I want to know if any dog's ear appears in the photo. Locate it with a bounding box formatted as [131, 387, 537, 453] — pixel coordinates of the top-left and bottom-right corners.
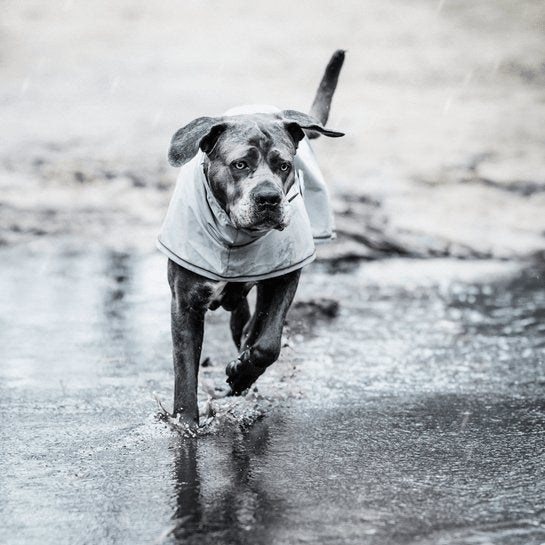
[280, 110, 344, 145]
[168, 117, 228, 167]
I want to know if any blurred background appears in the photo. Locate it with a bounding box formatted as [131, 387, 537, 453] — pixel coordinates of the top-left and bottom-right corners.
[1, 0, 544, 257]
[2, 2, 545, 544]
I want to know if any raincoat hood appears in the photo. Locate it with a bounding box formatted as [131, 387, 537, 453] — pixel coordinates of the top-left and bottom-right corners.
[157, 105, 335, 282]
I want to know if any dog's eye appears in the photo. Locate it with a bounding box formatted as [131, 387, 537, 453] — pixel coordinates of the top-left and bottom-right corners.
[280, 162, 291, 172]
[233, 161, 247, 170]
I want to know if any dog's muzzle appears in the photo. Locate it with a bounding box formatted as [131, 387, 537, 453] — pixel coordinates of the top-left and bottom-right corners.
[230, 183, 290, 231]
[253, 186, 282, 208]
[249, 185, 289, 230]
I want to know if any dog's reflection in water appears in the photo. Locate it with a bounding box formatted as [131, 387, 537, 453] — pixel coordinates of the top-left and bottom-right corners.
[170, 420, 282, 543]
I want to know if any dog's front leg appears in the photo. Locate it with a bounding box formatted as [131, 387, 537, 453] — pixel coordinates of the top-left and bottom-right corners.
[226, 269, 301, 395]
[168, 260, 212, 428]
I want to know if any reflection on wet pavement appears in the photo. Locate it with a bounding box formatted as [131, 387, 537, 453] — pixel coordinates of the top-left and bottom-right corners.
[1, 242, 544, 544]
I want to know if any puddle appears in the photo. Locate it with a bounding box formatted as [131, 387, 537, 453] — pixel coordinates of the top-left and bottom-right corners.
[1, 241, 544, 544]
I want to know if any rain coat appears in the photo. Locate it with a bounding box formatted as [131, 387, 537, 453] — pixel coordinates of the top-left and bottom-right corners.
[157, 105, 335, 282]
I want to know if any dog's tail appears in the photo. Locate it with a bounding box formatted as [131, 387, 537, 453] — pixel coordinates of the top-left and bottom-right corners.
[308, 49, 346, 138]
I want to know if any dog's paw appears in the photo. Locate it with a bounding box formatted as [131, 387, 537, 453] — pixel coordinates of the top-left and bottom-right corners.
[225, 358, 261, 396]
[177, 413, 199, 430]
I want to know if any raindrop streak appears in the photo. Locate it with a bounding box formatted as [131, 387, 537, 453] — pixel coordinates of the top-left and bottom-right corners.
[20, 76, 30, 95]
[109, 77, 121, 96]
[491, 56, 502, 76]
[442, 94, 453, 115]
[151, 109, 163, 128]
[442, 70, 474, 115]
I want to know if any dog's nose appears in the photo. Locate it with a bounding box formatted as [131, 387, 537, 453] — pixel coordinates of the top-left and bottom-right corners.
[254, 188, 282, 208]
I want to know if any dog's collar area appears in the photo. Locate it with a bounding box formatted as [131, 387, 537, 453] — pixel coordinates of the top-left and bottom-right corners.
[157, 105, 335, 282]
[200, 159, 297, 240]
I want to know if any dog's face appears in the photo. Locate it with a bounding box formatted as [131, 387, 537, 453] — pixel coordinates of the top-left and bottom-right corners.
[204, 117, 297, 231]
[168, 111, 343, 232]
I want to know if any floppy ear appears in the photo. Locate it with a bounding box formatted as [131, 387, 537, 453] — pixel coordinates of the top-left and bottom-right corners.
[280, 109, 344, 145]
[168, 116, 228, 167]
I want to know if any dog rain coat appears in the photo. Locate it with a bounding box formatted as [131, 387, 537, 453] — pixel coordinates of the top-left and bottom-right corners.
[157, 105, 335, 282]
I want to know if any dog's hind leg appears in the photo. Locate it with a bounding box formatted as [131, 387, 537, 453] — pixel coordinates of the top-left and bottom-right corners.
[226, 269, 301, 395]
[230, 297, 250, 350]
[208, 281, 254, 350]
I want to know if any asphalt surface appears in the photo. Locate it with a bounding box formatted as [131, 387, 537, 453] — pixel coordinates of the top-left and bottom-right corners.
[1, 242, 544, 545]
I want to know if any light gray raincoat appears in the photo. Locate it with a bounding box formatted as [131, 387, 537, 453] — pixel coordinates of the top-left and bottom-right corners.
[157, 105, 335, 282]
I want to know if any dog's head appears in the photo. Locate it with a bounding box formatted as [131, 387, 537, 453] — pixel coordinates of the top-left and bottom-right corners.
[168, 111, 343, 232]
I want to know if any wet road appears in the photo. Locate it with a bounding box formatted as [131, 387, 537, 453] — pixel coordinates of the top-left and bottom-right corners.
[1, 241, 544, 545]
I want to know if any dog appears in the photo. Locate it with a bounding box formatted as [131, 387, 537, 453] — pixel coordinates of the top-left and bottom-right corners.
[158, 50, 345, 428]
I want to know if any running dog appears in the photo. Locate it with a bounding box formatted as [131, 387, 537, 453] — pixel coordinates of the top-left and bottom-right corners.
[158, 50, 346, 428]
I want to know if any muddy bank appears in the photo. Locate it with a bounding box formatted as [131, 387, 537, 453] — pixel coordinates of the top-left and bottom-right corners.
[2, 167, 544, 264]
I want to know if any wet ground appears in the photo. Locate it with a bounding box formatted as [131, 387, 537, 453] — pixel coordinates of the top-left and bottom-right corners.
[1, 241, 544, 545]
[2, 2, 544, 543]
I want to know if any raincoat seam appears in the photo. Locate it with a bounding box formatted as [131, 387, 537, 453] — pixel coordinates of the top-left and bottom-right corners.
[157, 238, 315, 281]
